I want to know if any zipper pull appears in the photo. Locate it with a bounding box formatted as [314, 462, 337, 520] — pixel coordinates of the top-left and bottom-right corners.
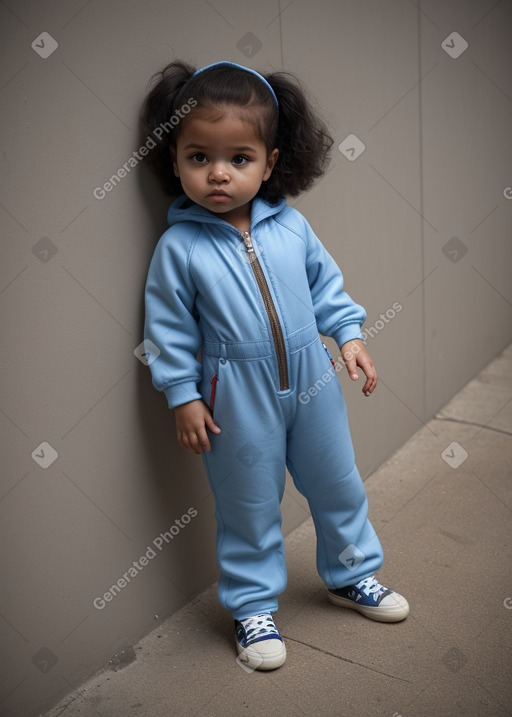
[241, 231, 254, 253]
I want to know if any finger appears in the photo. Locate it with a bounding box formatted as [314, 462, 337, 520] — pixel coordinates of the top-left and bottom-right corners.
[179, 432, 198, 455]
[363, 373, 378, 396]
[344, 355, 359, 380]
[341, 341, 362, 379]
[205, 414, 222, 434]
[363, 379, 373, 396]
[195, 426, 212, 452]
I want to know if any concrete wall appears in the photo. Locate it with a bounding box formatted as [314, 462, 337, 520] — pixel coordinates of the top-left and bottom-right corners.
[0, 1, 510, 715]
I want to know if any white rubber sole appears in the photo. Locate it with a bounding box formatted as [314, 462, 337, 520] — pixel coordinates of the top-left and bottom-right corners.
[236, 638, 287, 671]
[328, 590, 410, 623]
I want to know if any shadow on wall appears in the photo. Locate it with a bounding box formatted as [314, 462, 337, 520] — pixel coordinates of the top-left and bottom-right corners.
[134, 154, 219, 617]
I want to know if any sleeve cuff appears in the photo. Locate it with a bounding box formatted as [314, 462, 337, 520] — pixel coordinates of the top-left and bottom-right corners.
[333, 323, 364, 349]
[164, 382, 203, 410]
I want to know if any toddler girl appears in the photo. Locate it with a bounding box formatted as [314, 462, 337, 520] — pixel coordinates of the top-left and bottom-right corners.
[142, 60, 408, 671]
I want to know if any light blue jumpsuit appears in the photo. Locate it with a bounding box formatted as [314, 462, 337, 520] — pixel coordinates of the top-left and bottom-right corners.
[144, 194, 384, 620]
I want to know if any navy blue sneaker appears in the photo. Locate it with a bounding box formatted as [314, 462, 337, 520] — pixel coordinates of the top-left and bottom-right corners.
[328, 575, 409, 622]
[235, 613, 286, 671]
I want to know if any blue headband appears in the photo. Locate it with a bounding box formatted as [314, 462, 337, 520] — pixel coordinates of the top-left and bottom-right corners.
[191, 61, 279, 108]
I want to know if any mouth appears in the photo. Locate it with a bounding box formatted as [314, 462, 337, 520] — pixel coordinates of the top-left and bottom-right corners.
[208, 191, 231, 203]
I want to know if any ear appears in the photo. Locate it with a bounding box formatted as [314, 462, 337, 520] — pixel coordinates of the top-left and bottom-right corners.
[262, 148, 279, 181]
[169, 146, 180, 177]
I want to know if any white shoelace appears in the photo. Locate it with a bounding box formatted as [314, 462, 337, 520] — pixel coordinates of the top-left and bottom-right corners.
[355, 576, 388, 601]
[240, 613, 280, 644]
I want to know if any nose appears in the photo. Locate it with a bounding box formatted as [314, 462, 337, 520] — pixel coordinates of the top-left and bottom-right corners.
[209, 161, 230, 183]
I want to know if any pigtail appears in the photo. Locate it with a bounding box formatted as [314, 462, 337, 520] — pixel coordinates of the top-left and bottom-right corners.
[261, 72, 334, 202]
[140, 60, 196, 196]
[140, 60, 333, 201]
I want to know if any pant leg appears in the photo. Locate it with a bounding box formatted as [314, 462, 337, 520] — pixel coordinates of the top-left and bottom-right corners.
[285, 339, 384, 589]
[201, 353, 289, 620]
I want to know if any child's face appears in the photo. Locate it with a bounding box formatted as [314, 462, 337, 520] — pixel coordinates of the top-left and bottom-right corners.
[171, 106, 278, 230]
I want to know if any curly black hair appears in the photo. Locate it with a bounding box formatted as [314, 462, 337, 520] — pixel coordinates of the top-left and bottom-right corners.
[140, 60, 333, 203]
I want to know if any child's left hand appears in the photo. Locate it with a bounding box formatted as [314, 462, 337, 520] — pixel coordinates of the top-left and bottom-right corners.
[340, 339, 377, 397]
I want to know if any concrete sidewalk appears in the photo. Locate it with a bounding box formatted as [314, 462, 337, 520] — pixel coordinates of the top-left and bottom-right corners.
[44, 345, 512, 717]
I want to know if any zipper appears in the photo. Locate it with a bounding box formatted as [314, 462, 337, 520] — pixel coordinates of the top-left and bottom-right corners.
[241, 232, 289, 391]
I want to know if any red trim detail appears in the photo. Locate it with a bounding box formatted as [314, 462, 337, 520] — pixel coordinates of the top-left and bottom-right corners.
[209, 373, 218, 412]
[323, 343, 336, 369]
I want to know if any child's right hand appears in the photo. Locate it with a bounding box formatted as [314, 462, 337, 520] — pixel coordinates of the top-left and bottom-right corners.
[174, 400, 221, 454]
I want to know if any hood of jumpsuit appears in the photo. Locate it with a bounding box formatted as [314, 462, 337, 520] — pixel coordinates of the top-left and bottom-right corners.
[144, 193, 366, 408]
